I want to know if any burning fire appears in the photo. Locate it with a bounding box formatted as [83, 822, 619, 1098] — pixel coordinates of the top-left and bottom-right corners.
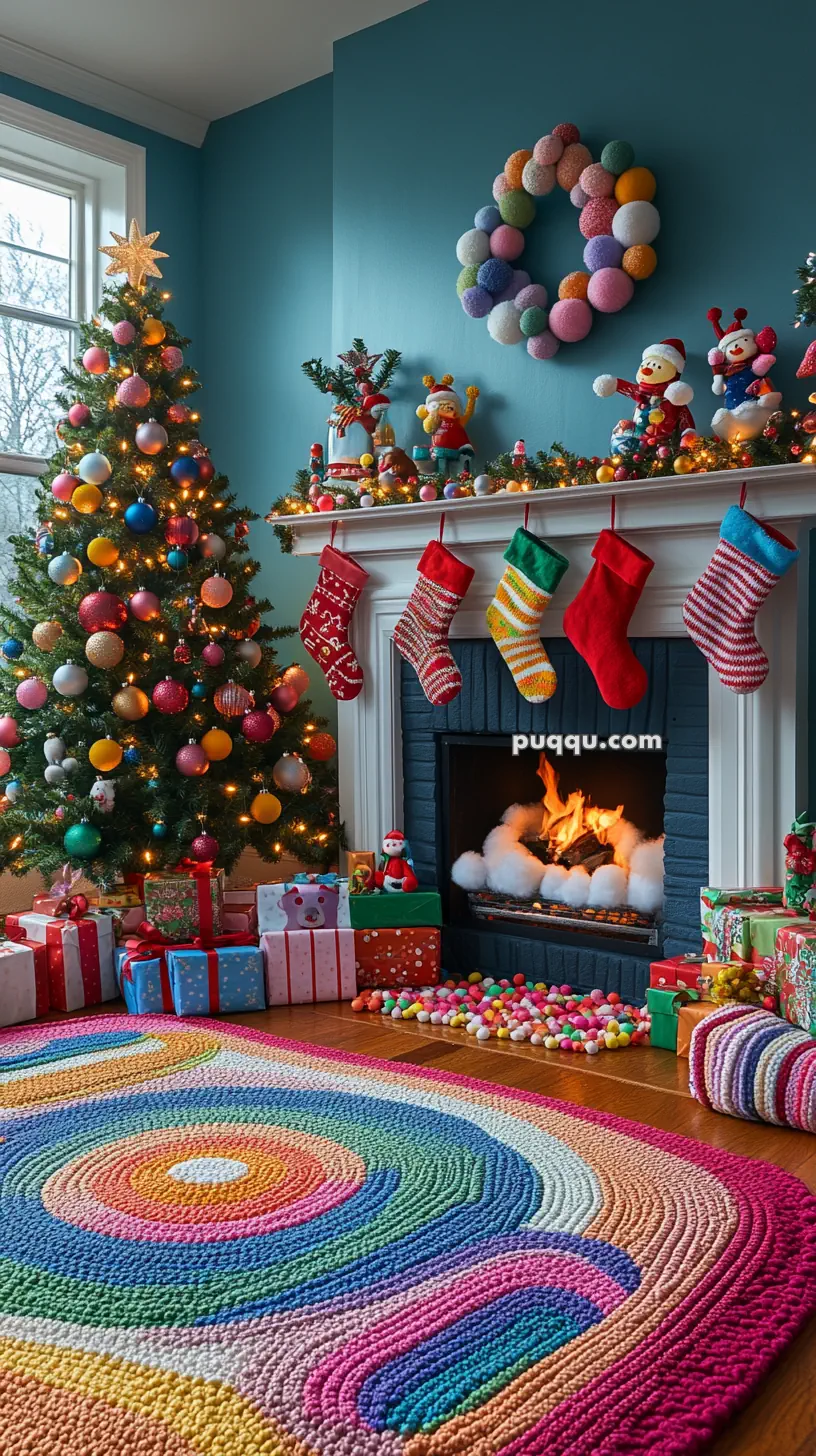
[537, 754, 625, 862]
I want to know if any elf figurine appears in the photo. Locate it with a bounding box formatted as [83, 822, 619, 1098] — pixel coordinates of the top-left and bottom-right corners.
[375, 830, 419, 893]
[416, 374, 479, 470]
[707, 307, 782, 441]
[592, 338, 695, 452]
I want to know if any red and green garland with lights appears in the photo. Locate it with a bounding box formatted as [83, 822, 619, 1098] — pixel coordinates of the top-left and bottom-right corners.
[0, 222, 338, 884]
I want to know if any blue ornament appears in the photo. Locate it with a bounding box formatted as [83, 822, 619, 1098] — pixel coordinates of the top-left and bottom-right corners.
[443, 482, 460, 500]
[2, 638, 23, 659]
[191, 682, 207, 699]
[37, 534, 54, 556]
[476, 258, 512, 296]
[167, 548, 188, 570]
[152, 821, 168, 838]
[124, 498, 158, 534]
[170, 456, 200, 484]
[147, 777, 160, 789]
[123, 746, 141, 765]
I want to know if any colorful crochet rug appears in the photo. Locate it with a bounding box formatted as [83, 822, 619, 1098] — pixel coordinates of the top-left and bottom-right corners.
[0, 1016, 814, 1456]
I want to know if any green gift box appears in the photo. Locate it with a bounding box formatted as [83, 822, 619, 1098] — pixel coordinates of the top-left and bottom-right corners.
[746, 913, 811, 965]
[646, 986, 699, 1052]
[349, 890, 442, 930]
[143, 868, 224, 943]
[776, 924, 816, 1036]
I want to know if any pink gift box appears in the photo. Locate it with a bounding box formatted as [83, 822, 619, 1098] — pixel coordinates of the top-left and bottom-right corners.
[261, 929, 357, 1005]
[5, 911, 116, 1012]
[0, 939, 49, 1025]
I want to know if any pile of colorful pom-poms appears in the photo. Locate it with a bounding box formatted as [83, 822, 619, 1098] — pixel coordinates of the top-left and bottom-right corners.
[351, 974, 650, 1051]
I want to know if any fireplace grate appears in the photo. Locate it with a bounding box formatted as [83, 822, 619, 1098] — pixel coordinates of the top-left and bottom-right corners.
[467, 891, 661, 945]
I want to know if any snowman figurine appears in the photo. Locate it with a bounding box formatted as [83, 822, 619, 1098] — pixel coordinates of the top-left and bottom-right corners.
[707, 307, 782, 441]
[374, 830, 419, 894]
[593, 338, 695, 452]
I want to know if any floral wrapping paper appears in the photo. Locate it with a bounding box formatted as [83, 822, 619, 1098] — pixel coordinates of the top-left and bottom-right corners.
[701, 905, 799, 964]
[143, 869, 224, 942]
[775, 925, 816, 1037]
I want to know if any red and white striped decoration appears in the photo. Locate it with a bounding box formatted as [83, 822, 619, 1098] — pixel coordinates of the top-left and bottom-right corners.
[394, 540, 474, 706]
[683, 537, 778, 694]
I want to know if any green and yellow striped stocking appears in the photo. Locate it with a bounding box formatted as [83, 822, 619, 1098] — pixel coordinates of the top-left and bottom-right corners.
[486, 527, 569, 702]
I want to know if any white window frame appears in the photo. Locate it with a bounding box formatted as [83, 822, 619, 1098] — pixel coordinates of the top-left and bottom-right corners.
[0, 94, 145, 478]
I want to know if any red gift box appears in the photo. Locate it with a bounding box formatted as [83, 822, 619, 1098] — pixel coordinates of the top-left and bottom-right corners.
[354, 927, 441, 989]
[0, 939, 49, 1025]
[5, 911, 116, 1012]
[649, 955, 715, 1001]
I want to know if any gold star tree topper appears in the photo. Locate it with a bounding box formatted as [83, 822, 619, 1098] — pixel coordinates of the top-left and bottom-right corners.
[99, 219, 168, 289]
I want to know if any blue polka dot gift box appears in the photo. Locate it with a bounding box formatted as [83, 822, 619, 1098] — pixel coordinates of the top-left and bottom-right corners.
[115, 943, 174, 1015]
[166, 944, 266, 1016]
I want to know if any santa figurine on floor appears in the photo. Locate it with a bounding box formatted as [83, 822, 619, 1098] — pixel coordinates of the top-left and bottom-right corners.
[592, 338, 695, 452]
[707, 307, 782, 441]
[375, 830, 418, 893]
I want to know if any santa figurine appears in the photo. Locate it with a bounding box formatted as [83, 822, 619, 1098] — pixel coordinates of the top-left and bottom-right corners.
[707, 307, 782, 441]
[593, 338, 695, 451]
[375, 830, 419, 894]
[416, 373, 479, 471]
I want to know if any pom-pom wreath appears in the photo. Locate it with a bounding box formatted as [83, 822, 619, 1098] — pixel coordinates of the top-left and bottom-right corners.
[86, 536, 119, 567]
[569, 184, 589, 210]
[521, 160, 555, 196]
[115, 373, 151, 408]
[456, 228, 491, 266]
[241, 709, 277, 743]
[201, 727, 232, 760]
[505, 148, 533, 188]
[85, 631, 125, 669]
[135, 419, 168, 455]
[556, 143, 592, 190]
[250, 791, 281, 823]
[200, 575, 233, 608]
[461, 286, 493, 319]
[198, 532, 226, 560]
[549, 298, 593, 342]
[151, 677, 189, 714]
[32, 621, 62, 651]
[528, 330, 560, 359]
[615, 166, 656, 203]
[63, 820, 101, 859]
[477, 257, 512, 295]
[52, 661, 89, 696]
[160, 346, 183, 372]
[487, 300, 525, 345]
[124, 498, 158, 533]
[622, 244, 657, 280]
[580, 163, 616, 198]
[583, 234, 624, 272]
[307, 732, 337, 761]
[601, 139, 635, 174]
[498, 190, 536, 228]
[16, 677, 48, 709]
[48, 552, 82, 585]
[78, 591, 127, 632]
[474, 205, 501, 233]
[67, 401, 91, 426]
[51, 471, 77, 502]
[490, 224, 525, 261]
[79, 451, 111, 484]
[71, 482, 103, 514]
[553, 121, 580, 145]
[175, 741, 209, 776]
[128, 589, 161, 621]
[112, 685, 149, 720]
[82, 346, 109, 375]
[492, 172, 511, 201]
[89, 737, 123, 772]
[520, 305, 549, 336]
[612, 200, 660, 247]
[533, 134, 563, 164]
[494, 268, 530, 303]
[111, 319, 136, 345]
[587, 266, 635, 313]
[579, 197, 619, 239]
[558, 271, 590, 300]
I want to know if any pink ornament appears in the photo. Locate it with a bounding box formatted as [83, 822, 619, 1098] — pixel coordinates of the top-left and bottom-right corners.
[175, 742, 209, 777]
[0, 716, 20, 747]
[316, 495, 335, 512]
[67, 402, 91, 427]
[166, 403, 190, 424]
[579, 197, 619, 240]
[527, 330, 560, 359]
[580, 163, 616, 198]
[83, 346, 109, 375]
[129, 589, 161, 621]
[152, 677, 189, 714]
[419, 484, 437, 502]
[0, 748, 10, 775]
[55, 805, 65, 819]
[200, 575, 233, 609]
[283, 664, 310, 695]
[586, 267, 634, 313]
[613, 466, 629, 481]
[570, 184, 589, 209]
[16, 677, 48, 709]
[112, 320, 137, 346]
[269, 681, 299, 714]
[515, 283, 549, 313]
[190, 831, 219, 862]
[308, 484, 321, 501]
[161, 346, 183, 372]
[201, 641, 225, 666]
[492, 173, 512, 201]
[240, 709, 277, 743]
[165, 515, 200, 547]
[657, 445, 672, 459]
[490, 225, 525, 261]
[51, 472, 77, 502]
[548, 298, 593, 342]
[78, 591, 127, 632]
[115, 373, 151, 408]
[533, 135, 563, 165]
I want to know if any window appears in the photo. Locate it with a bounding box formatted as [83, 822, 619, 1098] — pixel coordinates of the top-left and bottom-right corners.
[0, 95, 144, 598]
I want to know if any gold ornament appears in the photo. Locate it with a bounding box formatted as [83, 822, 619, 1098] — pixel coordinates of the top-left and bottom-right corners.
[142, 317, 166, 345]
[86, 631, 125, 669]
[112, 684, 149, 721]
[673, 455, 694, 475]
[89, 737, 123, 772]
[87, 536, 119, 568]
[251, 791, 282, 824]
[99, 219, 168, 290]
[201, 727, 233, 760]
[32, 621, 62, 652]
[72, 482, 103, 514]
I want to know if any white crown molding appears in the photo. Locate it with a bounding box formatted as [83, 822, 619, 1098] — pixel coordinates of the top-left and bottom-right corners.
[0, 34, 209, 148]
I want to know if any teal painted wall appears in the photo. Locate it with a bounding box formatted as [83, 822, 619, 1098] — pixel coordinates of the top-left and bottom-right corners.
[201, 75, 335, 721]
[0, 73, 201, 339]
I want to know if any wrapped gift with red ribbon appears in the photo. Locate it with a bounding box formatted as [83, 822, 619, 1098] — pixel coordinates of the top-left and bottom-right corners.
[115, 934, 175, 1015]
[143, 863, 224, 942]
[32, 864, 86, 917]
[167, 942, 265, 1015]
[0, 938, 49, 1025]
[262, 929, 357, 1005]
[5, 909, 116, 1012]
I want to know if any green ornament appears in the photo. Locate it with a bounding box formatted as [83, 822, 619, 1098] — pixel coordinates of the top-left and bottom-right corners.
[63, 820, 102, 860]
[600, 140, 635, 176]
[498, 190, 536, 228]
[456, 265, 479, 297]
[520, 306, 549, 337]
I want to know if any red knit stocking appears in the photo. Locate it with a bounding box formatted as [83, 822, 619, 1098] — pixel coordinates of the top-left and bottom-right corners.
[299, 544, 369, 701]
[394, 540, 474, 705]
[563, 529, 654, 709]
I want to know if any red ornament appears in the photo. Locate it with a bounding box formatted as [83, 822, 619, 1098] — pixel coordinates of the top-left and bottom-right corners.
[78, 591, 127, 632]
[176, 741, 209, 776]
[241, 709, 277, 743]
[197, 457, 215, 484]
[246, 615, 261, 638]
[190, 831, 219, 862]
[283, 664, 310, 695]
[152, 677, 189, 714]
[234, 520, 249, 539]
[740, 452, 753, 466]
[129, 589, 161, 621]
[213, 681, 252, 717]
[201, 641, 225, 666]
[791, 444, 803, 456]
[308, 732, 337, 761]
[270, 682, 299, 714]
[316, 495, 335, 512]
[165, 515, 200, 547]
[166, 403, 190, 424]
[613, 466, 629, 481]
[174, 639, 192, 664]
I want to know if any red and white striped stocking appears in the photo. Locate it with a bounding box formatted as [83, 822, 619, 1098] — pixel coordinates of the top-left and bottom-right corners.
[682, 505, 798, 694]
[394, 540, 474, 705]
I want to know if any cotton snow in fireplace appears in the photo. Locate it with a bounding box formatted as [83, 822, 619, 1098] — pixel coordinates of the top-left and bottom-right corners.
[451, 753, 665, 935]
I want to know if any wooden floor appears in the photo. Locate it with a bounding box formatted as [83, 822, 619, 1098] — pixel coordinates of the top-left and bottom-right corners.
[39, 998, 816, 1456]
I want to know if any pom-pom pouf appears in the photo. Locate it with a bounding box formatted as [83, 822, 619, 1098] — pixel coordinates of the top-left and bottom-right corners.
[689, 1003, 816, 1130]
[0, 1015, 813, 1456]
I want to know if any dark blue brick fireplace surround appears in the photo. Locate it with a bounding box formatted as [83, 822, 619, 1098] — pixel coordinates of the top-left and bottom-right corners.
[402, 639, 708, 1002]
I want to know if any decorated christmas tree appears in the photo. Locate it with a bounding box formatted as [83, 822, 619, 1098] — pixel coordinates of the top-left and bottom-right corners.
[0, 221, 338, 884]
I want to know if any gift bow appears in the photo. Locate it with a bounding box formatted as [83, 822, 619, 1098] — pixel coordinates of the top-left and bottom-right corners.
[292, 872, 338, 886]
[53, 894, 89, 922]
[122, 924, 248, 1015]
[50, 864, 83, 898]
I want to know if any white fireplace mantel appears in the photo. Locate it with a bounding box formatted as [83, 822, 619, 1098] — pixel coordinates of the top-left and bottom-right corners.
[278, 465, 816, 885]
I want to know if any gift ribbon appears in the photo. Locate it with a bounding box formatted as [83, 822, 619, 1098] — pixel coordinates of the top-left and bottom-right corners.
[120, 933, 174, 1013]
[132, 919, 246, 1013]
[171, 860, 218, 946]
